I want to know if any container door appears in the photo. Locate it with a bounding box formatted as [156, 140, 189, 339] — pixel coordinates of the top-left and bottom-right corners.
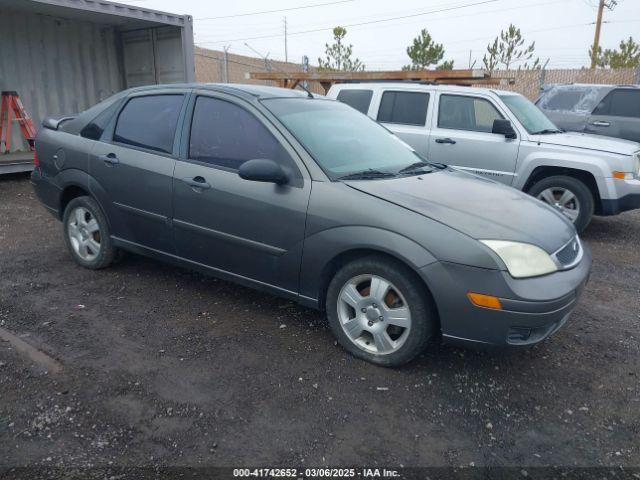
[121, 27, 186, 87]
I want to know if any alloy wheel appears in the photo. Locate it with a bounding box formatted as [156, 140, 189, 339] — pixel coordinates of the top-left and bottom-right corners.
[537, 187, 580, 223]
[67, 206, 101, 261]
[337, 274, 412, 355]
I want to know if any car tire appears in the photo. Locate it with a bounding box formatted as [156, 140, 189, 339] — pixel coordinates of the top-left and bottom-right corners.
[325, 255, 437, 367]
[527, 175, 594, 233]
[62, 196, 118, 270]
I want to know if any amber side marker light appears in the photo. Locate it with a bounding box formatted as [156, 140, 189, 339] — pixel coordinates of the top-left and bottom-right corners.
[612, 171, 633, 180]
[467, 292, 503, 310]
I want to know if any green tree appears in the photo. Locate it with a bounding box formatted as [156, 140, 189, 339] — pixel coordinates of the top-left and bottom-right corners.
[482, 24, 541, 71]
[436, 59, 455, 70]
[590, 37, 640, 68]
[402, 29, 454, 70]
[318, 26, 365, 71]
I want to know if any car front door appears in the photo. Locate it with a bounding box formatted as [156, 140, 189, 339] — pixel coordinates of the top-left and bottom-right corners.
[428, 92, 519, 185]
[89, 92, 188, 254]
[172, 92, 311, 295]
[375, 90, 431, 157]
[586, 88, 640, 143]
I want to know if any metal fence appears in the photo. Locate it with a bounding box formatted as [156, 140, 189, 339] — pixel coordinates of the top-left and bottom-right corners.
[485, 68, 640, 100]
[194, 47, 324, 94]
[195, 47, 640, 100]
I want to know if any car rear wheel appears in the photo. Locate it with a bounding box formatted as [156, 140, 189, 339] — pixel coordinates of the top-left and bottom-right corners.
[63, 196, 118, 270]
[527, 175, 594, 233]
[326, 256, 436, 367]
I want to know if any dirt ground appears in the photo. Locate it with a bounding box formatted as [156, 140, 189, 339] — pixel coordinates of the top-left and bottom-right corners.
[0, 174, 638, 475]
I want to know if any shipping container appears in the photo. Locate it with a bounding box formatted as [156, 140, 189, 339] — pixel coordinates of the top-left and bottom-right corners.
[0, 0, 195, 173]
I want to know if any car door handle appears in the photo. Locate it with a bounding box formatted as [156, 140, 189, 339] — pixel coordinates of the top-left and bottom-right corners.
[435, 137, 456, 144]
[182, 176, 211, 190]
[590, 121, 610, 127]
[99, 153, 119, 165]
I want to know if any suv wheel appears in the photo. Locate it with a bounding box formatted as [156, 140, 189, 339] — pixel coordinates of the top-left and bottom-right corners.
[63, 196, 118, 269]
[527, 175, 594, 233]
[325, 256, 436, 367]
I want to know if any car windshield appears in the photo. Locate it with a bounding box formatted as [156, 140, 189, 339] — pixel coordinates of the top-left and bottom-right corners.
[499, 93, 560, 134]
[262, 98, 426, 178]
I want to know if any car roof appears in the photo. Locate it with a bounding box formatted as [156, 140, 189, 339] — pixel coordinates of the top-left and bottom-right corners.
[329, 82, 519, 97]
[543, 83, 639, 90]
[125, 83, 314, 100]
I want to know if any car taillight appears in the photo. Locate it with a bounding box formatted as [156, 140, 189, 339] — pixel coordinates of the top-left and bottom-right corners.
[33, 147, 40, 168]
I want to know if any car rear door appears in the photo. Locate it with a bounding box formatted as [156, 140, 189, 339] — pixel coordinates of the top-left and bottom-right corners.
[373, 89, 431, 157]
[586, 88, 640, 143]
[428, 92, 519, 185]
[172, 91, 311, 294]
[89, 91, 188, 254]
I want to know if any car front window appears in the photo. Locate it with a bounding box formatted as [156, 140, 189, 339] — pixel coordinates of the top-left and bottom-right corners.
[262, 98, 425, 178]
[499, 94, 559, 134]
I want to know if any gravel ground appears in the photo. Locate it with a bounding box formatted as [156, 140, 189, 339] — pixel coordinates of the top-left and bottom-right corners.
[0, 174, 639, 475]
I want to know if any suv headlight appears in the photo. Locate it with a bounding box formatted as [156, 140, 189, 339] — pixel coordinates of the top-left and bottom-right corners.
[480, 240, 558, 278]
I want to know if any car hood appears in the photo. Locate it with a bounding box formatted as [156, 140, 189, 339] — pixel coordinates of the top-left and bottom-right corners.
[530, 131, 639, 155]
[345, 169, 575, 253]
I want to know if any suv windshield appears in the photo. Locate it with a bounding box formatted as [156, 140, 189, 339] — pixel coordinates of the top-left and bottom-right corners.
[499, 94, 560, 134]
[262, 98, 425, 178]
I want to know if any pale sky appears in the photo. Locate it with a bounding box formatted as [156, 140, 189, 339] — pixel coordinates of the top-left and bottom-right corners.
[119, 0, 640, 70]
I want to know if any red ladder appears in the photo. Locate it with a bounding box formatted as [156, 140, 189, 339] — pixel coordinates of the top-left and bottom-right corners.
[0, 91, 37, 153]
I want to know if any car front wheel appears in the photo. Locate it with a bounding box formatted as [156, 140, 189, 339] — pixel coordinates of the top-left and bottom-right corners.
[528, 175, 594, 233]
[326, 256, 437, 367]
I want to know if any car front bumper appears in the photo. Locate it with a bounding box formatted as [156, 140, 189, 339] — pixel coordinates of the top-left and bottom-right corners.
[600, 177, 640, 215]
[420, 244, 592, 347]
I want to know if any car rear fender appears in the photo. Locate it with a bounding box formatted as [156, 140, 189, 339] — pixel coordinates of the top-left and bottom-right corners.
[54, 169, 111, 227]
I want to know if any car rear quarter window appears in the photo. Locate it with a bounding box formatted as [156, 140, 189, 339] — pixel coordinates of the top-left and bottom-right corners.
[438, 94, 503, 133]
[113, 95, 184, 154]
[377, 91, 429, 126]
[336, 89, 373, 114]
[80, 101, 121, 140]
[189, 96, 292, 171]
[593, 89, 640, 118]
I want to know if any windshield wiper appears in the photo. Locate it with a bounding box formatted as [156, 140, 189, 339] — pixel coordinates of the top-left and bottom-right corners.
[338, 169, 397, 180]
[531, 128, 563, 135]
[398, 161, 433, 173]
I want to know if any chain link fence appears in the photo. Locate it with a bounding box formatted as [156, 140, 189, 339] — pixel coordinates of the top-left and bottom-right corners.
[194, 47, 324, 94]
[196, 47, 640, 100]
[486, 68, 640, 100]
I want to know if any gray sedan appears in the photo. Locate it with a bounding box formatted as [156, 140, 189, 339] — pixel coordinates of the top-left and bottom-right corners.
[31, 84, 591, 367]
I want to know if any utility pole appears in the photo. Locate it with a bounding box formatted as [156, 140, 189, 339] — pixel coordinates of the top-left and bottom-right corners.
[283, 16, 288, 63]
[590, 0, 618, 69]
[223, 45, 230, 83]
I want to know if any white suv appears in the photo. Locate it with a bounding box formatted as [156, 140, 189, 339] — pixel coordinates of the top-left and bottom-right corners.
[328, 83, 640, 232]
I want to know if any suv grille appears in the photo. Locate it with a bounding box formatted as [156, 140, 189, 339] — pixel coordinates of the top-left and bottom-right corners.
[554, 237, 582, 268]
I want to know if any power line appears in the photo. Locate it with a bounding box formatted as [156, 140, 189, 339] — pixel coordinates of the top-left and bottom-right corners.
[196, 0, 356, 21]
[197, 0, 500, 45]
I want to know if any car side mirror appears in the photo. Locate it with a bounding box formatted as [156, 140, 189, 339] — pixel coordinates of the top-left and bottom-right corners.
[492, 119, 517, 139]
[238, 159, 288, 185]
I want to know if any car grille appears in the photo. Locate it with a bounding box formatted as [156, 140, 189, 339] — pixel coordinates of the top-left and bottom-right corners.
[553, 236, 582, 268]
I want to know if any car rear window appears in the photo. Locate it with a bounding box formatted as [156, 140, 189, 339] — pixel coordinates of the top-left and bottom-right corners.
[377, 91, 429, 126]
[113, 95, 184, 154]
[336, 89, 373, 114]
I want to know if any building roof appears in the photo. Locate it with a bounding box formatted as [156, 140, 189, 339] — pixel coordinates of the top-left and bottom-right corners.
[0, 0, 191, 28]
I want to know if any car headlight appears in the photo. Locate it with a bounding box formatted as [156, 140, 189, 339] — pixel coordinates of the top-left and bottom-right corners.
[480, 240, 558, 278]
